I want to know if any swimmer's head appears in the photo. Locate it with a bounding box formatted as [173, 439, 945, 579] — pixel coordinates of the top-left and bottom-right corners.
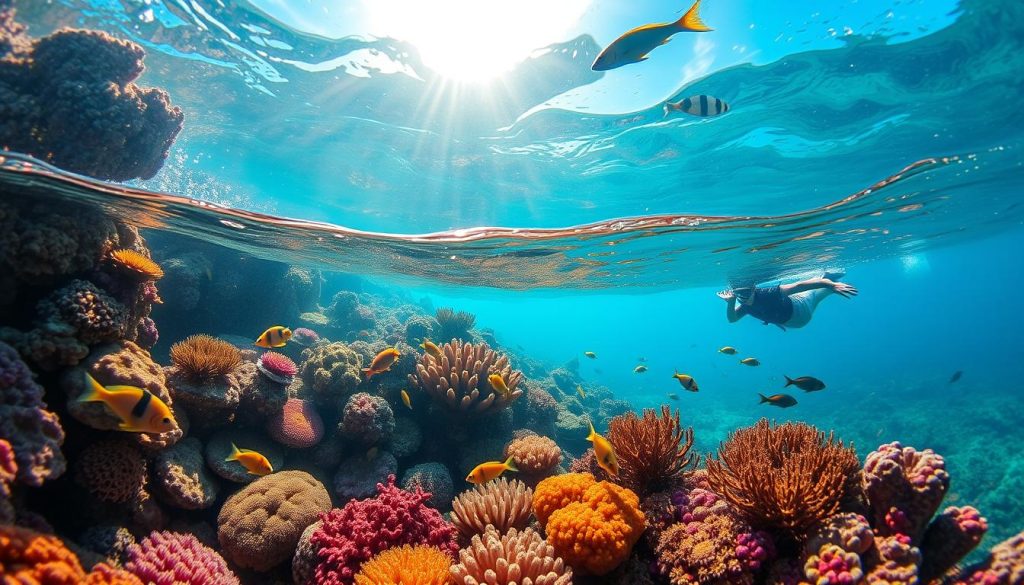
[733, 286, 754, 304]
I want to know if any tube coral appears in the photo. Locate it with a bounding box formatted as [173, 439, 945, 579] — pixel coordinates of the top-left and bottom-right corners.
[450, 477, 534, 538]
[354, 545, 453, 585]
[409, 339, 523, 415]
[606, 405, 697, 496]
[705, 419, 859, 540]
[451, 526, 573, 585]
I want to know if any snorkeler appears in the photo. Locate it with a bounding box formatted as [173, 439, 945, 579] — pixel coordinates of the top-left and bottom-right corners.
[717, 271, 857, 330]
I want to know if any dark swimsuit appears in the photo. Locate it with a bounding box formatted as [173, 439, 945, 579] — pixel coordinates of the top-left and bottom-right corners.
[736, 285, 793, 329]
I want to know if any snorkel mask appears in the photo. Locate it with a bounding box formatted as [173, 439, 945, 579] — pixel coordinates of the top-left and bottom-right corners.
[733, 286, 754, 305]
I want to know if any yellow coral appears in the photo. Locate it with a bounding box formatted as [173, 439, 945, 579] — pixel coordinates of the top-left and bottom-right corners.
[536, 476, 646, 576]
[353, 545, 453, 585]
[109, 249, 164, 280]
[533, 472, 597, 526]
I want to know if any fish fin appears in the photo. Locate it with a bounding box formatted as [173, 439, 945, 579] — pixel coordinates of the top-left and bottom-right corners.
[504, 456, 519, 473]
[784, 376, 794, 387]
[117, 421, 145, 432]
[587, 420, 597, 441]
[362, 368, 375, 380]
[758, 393, 769, 404]
[678, 0, 712, 32]
[79, 373, 109, 403]
[225, 443, 241, 462]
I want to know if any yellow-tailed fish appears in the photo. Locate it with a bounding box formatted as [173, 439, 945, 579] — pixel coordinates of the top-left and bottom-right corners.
[718, 346, 738, 355]
[225, 443, 273, 476]
[488, 374, 511, 399]
[466, 455, 517, 484]
[634, 364, 648, 374]
[667, 392, 680, 400]
[759, 393, 797, 408]
[584, 351, 597, 359]
[586, 421, 619, 477]
[400, 389, 412, 409]
[576, 384, 586, 399]
[665, 95, 730, 117]
[420, 339, 443, 361]
[255, 326, 292, 348]
[363, 347, 400, 380]
[592, 0, 712, 71]
[79, 373, 177, 434]
[740, 357, 761, 366]
[671, 371, 699, 392]
[366, 446, 379, 461]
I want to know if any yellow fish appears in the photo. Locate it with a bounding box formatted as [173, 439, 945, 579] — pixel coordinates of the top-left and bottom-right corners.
[255, 326, 291, 348]
[584, 351, 597, 359]
[400, 389, 412, 409]
[420, 340, 443, 361]
[672, 371, 699, 392]
[740, 358, 761, 366]
[576, 384, 586, 399]
[79, 373, 177, 434]
[719, 346, 738, 355]
[465, 456, 517, 484]
[586, 421, 619, 477]
[363, 347, 400, 380]
[225, 443, 273, 476]
[634, 365, 648, 374]
[592, 0, 712, 71]
[488, 374, 511, 399]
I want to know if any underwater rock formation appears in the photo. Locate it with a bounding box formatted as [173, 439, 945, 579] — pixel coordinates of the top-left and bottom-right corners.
[339, 391, 395, 444]
[0, 8, 183, 181]
[152, 438, 218, 510]
[74, 439, 147, 504]
[334, 450, 398, 502]
[300, 341, 363, 405]
[204, 429, 284, 483]
[0, 341, 65, 487]
[400, 462, 454, 511]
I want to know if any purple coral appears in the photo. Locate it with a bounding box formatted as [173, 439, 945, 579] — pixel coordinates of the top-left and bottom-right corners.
[125, 530, 239, 585]
[0, 15, 183, 181]
[135, 317, 159, 350]
[862, 441, 949, 542]
[292, 327, 320, 346]
[952, 531, 1024, 585]
[0, 341, 65, 487]
[338, 392, 395, 444]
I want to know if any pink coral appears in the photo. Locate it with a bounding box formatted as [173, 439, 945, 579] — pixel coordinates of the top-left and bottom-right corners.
[310, 474, 459, 585]
[862, 442, 949, 542]
[125, 530, 239, 585]
[0, 341, 65, 487]
[920, 506, 989, 582]
[952, 531, 1024, 585]
[338, 392, 395, 445]
[266, 398, 324, 448]
[805, 543, 863, 585]
[257, 351, 298, 384]
[293, 328, 320, 346]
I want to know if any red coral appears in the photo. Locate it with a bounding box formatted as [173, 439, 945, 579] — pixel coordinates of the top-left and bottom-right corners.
[311, 474, 459, 585]
[266, 398, 324, 449]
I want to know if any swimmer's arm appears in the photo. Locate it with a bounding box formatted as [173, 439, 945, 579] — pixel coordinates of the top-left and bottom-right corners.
[780, 278, 834, 295]
[726, 300, 744, 322]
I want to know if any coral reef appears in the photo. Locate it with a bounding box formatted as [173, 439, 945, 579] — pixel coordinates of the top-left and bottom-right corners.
[0, 440, 16, 524]
[450, 477, 534, 539]
[607, 406, 696, 496]
[266, 397, 325, 448]
[410, 339, 523, 415]
[152, 438, 218, 509]
[706, 418, 860, 539]
[334, 450, 398, 502]
[293, 327, 321, 346]
[534, 472, 646, 576]
[451, 525, 573, 585]
[216, 470, 331, 572]
[862, 441, 950, 541]
[256, 351, 298, 385]
[0, 341, 65, 487]
[74, 439, 146, 504]
[77, 525, 136, 568]
[353, 544, 453, 585]
[299, 341, 363, 405]
[0, 524, 144, 584]
[310, 474, 460, 585]
[108, 249, 164, 281]
[0, 17, 183, 181]
[951, 530, 1024, 585]
[388, 415, 423, 458]
[124, 530, 239, 585]
[339, 391, 396, 444]
[204, 429, 284, 483]
[401, 462, 455, 510]
[505, 433, 562, 480]
[434, 307, 476, 341]
[168, 334, 241, 382]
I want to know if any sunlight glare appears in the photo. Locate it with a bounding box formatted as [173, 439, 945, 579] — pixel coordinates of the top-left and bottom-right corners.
[364, 0, 590, 82]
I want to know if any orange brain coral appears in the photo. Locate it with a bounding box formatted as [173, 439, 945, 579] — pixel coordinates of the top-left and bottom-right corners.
[533, 472, 596, 526]
[0, 524, 87, 584]
[353, 545, 452, 585]
[536, 474, 646, 576]
[109, 249, 164, 280]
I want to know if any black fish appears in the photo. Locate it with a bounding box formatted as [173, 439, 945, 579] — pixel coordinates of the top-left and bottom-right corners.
[759, 393, 797, 408]
[949, 371, 963, 384]
[784, 375, 826, 392]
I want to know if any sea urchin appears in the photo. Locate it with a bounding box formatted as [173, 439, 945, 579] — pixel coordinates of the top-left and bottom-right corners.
[257, 352, 298, 384]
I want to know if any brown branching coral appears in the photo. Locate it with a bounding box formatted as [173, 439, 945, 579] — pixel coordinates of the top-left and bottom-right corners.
[606, 406, 696, 496]
[409, 339, 523, 415]
[706, 418, 859, 540]
[109, 249, 163, 281]
[435, 307, 476, 341]
[450, 526, 572, 585]
[169, 334, 241, 382]
[450, 477, 533, 538]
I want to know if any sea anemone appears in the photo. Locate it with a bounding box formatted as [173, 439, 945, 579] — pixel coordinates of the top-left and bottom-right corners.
[451, 477, 534, 538]
[169, 334, 241, 382]
[451, 526, 572, 585]
[257, 352, 298, 384]
[354, 545, 452, 585]
[109, 249, 164, 280]
[409, 339, 523, 415]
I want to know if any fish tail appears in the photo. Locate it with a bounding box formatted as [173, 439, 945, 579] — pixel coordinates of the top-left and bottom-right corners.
[362, 368, 375, 380]
[79, 373, 109, 403]
[225, 442, 241, 462]
[784, 376, 794, 387]
[758, 393, 769, 404]
[586, 420, 598, 441]
[504, 455, 519, 473]
[678, 0, 712, 32]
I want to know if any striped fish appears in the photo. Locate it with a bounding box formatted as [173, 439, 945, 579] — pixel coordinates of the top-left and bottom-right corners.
[665, 95, 730, 117]
[255, 326, 292, 348]
[79, 373, 178, 434]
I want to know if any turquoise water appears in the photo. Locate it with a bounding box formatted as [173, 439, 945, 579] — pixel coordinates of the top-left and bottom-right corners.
[2, 0, 1024, 582]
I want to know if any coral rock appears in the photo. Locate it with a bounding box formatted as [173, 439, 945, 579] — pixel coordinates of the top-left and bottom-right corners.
[266, 397, 324, 448]
[204, 429, 285, 483]
[299, 341, 363, 405]
[152, 438, 219, 510]
[401, 462, 454, 511]
[334, 450, 398, 502]
[0, 341, 65, 487]
[74, 439, 146, 504]
[339, 392, 395, 444]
